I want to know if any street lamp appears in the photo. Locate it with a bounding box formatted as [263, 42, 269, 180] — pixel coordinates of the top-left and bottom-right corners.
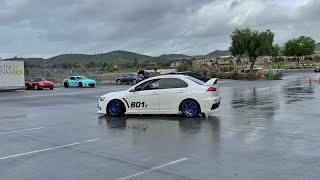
[267, 56, 272, 79]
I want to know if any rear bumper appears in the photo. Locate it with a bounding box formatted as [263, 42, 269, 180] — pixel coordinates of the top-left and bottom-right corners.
[199, 96, 221, 112]
[211, 102, 220, 110]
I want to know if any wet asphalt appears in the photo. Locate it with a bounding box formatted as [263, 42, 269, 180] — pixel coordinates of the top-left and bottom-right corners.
[0, 70, 320, 180]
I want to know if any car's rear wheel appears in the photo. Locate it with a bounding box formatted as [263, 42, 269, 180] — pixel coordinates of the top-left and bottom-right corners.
[64, 82, 69, 88]
[107, 100, 124, 117]
[116, 79, 121, 85]
[34, 85, 39, 90]
[50, 88, 54, 90]
[25, 85, 29, 90]
[180, 99, 200, 117]
[132, 79, 137, 84]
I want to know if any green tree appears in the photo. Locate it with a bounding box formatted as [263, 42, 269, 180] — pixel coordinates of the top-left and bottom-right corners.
[177, 61, 193, 72]
[229, 28, 275, 71]
[283, 36, 316, 67]
[132, 58, 139, 67]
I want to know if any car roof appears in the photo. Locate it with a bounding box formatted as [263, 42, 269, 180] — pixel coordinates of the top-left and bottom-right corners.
[149, 74, 188, 79]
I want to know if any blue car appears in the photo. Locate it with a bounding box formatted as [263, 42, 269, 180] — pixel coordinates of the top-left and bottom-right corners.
[63, 76, 96, 88]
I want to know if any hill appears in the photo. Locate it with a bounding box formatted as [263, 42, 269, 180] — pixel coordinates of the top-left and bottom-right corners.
[206, 50, 231, 57]
[46, 50, 160, 66]
[159, 54, 191, 59]
[12, 51, 164, 67]
[316, 42, 320, 51]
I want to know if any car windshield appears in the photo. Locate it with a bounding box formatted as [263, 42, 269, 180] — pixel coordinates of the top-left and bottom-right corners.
[76, 76, 87, 80]
[186, 76, 205, 85]
[33, 78, 45, 82]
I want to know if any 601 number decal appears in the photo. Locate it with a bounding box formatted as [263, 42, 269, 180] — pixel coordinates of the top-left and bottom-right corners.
[131, 102, 146, 108]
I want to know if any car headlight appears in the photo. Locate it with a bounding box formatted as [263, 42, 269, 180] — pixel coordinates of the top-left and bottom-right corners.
[99, 96, 105, 101]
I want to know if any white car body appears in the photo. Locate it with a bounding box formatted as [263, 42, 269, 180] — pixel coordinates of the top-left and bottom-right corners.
[98, 75, 221, 116]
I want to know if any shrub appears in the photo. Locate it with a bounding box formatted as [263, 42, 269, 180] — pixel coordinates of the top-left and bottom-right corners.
[248, 72, 258, 80]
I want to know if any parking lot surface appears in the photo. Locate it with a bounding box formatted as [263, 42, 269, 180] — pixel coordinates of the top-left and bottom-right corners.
[1, 71, 320, 180]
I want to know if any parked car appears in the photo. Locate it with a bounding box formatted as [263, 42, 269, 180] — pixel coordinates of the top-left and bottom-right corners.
[63, 76, 96, 88]
[240, 66, 263, 73]
[116, 74, 144, 84]
[314, 68, 320, 72]
[25, 77, 54, 90]
[167, 71, 210, 82]
[137, 70, 150, 79]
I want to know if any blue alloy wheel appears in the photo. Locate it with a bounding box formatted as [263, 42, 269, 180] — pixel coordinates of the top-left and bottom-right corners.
[108, 100, 122, 116]
[181, 100, 199, 117]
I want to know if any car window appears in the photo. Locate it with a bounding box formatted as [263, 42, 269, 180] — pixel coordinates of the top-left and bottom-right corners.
[162, 78, 188, 89]
[32, 78, 45, 82]
[69, 77, 76, 80]
[189, 73, 202, 79]
[135, 79, 162, 91]
[186, 76, 205, 85]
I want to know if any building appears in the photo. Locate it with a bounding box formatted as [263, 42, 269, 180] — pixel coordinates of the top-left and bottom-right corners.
[170, 61, 183, 68]
[192, 59, 213, 68]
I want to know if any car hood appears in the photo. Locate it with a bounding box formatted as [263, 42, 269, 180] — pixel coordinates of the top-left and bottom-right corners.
[83, 79, 96, 83]
[101, 90, 126, 99]
[36, 81, 53, 84]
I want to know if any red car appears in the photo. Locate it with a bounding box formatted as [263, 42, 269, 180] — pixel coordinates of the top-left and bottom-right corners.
[25, 77, 54, 90]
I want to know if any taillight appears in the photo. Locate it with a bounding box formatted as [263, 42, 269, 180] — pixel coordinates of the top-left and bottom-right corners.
[207, 87, 216, 91]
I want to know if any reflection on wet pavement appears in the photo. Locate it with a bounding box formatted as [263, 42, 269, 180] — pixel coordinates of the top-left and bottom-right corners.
[283, 79, 315, 104]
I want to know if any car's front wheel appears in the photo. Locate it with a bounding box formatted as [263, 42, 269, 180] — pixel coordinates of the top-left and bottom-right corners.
[64, 82, 69, 88]
[132, 79, 137, 84]
[180, 99, 200, 117]
[34, 85, 40, 90]
[107, 100, 124, 117]
[116, 79, 121, 85]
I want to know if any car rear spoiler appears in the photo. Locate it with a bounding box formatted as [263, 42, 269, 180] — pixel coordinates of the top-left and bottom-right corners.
[204, 78, 219, 86]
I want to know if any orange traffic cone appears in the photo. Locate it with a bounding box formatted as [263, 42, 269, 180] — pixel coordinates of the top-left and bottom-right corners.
[309, 78, 312, 85]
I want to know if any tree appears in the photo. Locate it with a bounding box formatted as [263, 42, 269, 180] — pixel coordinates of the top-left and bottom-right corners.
[229, 28, 275, 71]
[177, 61, 193, 72]
[283, 36, 316, 67]
[132, 58, 139, 67]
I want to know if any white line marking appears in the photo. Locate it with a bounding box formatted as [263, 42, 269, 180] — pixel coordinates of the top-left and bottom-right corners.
[0, 127, 44, 135]
[0, 139, 99, 161]
[0, 88, 125, 100]
[117, 158, 188, 180]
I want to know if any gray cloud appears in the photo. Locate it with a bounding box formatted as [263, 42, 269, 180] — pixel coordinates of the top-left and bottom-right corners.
[0, 0, 319, 58]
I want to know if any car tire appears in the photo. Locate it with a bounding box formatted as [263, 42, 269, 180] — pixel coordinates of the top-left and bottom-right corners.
[64, 82, 69, 88]
[107, 100, 124, 117]
[180, 99, 200, 117]
[79, 82, 83, 87]
[132, 79, 137, 84]
[116, 79, 121, 85]
[25, 85, 29, 90]
[35, 85, 39, 90]
[50, 88, 54, 90]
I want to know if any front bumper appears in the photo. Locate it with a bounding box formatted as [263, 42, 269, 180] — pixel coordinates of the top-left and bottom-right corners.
[39, 85, 54, 89]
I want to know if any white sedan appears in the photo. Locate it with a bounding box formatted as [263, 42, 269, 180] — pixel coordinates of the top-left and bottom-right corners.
[98, 75, 221, 117]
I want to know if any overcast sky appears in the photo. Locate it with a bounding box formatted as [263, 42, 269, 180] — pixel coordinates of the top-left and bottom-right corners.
[0, 0, 319, 58]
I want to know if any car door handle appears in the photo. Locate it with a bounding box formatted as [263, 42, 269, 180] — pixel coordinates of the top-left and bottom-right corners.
[179, 90, 185, 93]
